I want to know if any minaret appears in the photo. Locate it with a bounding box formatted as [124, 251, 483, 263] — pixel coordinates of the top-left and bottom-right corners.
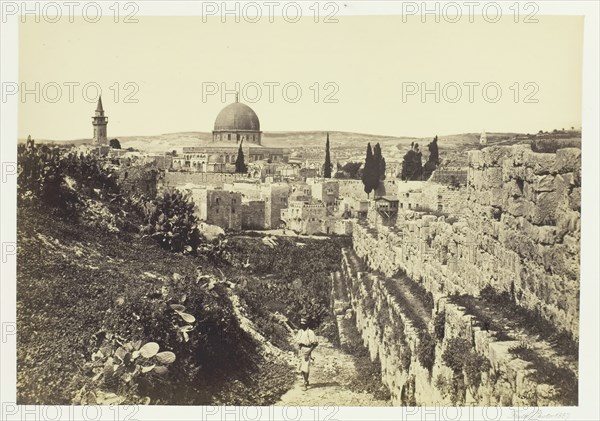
[92, 96, 108, 145]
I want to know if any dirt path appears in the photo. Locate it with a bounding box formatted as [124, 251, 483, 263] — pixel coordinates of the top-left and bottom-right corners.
[275, 336, 391, 406]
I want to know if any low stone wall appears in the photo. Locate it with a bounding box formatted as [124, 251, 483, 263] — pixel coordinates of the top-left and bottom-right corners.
[339, 248, 563, 406]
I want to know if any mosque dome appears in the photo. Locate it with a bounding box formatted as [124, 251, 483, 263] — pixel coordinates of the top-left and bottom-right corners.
[214, 102, 260, 132]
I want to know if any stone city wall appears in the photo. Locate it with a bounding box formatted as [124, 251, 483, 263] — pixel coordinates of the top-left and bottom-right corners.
[352, 145, 580, 339]
[336, 179, 400, 201]
[161, 171, 248, 189]
[337, 248, 565, 406]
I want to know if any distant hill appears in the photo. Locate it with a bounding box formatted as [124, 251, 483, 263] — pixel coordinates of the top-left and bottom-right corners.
[19, 131, 517, 160]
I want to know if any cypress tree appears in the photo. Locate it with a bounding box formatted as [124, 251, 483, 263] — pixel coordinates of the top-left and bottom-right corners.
[422, 135, 440, 180]
[429, 135, 439, 165]
[373, 143, 386, 181]
[235, 140, 247, 173]
[323, 132, 332, 178]
[361, 143, 375, 197]
[401, 142, 423, 181]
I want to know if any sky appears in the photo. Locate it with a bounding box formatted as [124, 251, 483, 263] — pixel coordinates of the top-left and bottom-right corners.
[19, 15, 583, 140]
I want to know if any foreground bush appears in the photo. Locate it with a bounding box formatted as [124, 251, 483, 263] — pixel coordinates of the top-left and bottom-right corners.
[18, 139, 119, 212]
[138, 188, 203, 253]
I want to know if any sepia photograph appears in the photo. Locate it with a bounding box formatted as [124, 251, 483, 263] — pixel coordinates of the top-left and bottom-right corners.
[1, 1, 599, 420]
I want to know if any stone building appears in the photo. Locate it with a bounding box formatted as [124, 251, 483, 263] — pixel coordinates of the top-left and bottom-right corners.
[309, 179, 340, 206]
[281, 199, 352, 235]
[265, 183, 290, 229]
[222, 180, 290, 229]
[289, 182, 312, 201]
[337, 197, 369, 220]
[369, 196, 399, 226]
[241, 200, 266, 230]
[192, 188, 242, 231]
[281, 199, 329, 235]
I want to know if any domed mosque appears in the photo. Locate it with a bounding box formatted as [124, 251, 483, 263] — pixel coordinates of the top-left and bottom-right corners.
[174, 96, 289, 173]
[213, 101, 261, 144]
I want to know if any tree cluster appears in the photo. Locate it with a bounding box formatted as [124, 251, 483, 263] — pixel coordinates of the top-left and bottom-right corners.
[401, 141, 423, 181]
[361, 142, 386, 197]
[335, 162, 362, 179]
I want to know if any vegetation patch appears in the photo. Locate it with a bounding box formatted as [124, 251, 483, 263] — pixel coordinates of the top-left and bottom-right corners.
[228, 236, 349, 344]
[434, 311, 446, 342]
[18, 203, 295, 404]
[441, 338, 490, 401]
[530, 138, 580, 153]
[435, 373, 466, 406]
[400, 345, 412, 372]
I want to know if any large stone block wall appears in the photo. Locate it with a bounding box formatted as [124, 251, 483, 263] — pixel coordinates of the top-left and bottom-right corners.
[161, 171, 248, 189]
[241, 200, 266, 229]
[336, 179, 400, 201]
[353, 145, 580, 339]
[338, 249, 564, 406]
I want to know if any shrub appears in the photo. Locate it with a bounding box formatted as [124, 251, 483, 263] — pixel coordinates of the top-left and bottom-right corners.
[400, 345, 412, 372]
[508, 341, 533, 359]
[435, 373, 466, 405]
[442, 338, 472, 373]
[464, 352, 490, 392]
[434, 311, 446, 342]
[442, 337, 490, 396]
[74, 337, 177, 404]
[102, 269, 257, 404]
[139, 188, 202, 253]
[416, 331, 436, 374]
[18, 142, 78, 212]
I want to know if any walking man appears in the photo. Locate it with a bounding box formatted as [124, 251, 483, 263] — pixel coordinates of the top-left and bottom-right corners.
[295, 317, 318, 390]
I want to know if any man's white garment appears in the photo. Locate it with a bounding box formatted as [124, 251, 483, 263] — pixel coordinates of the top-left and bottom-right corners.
[295, 328, 317, 374]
